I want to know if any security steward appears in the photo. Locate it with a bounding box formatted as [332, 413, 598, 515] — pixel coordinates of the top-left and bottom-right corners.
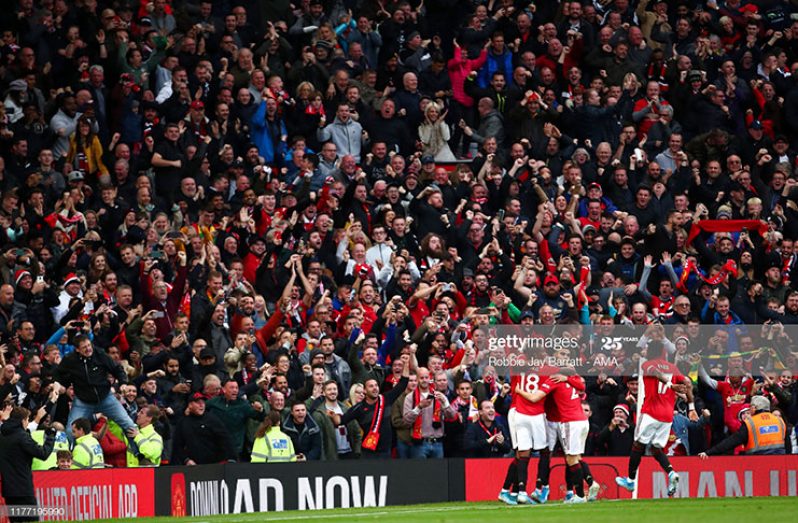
[31, 423, 71, 470]
[70, 417, 105, 469]
[0, 407, 56, 522]
[126, 405, 164, 467]
[251, 410, 296, 463]
[699, 396, 789, 457]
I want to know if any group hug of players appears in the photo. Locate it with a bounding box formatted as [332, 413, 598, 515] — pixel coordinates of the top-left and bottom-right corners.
[500, 340, 693, 504]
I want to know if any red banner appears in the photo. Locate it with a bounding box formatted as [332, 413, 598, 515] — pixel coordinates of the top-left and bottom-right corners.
[32, 468, 155, 520]
[465, 456, 798, 501]
[0, 469, 154, 521]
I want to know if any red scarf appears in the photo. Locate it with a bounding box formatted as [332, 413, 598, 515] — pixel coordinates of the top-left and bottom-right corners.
[677, 258, 738, 293]
[361, 395, 385, 451]
[412, 388, 440, 440]
[685, 219, 767, 246]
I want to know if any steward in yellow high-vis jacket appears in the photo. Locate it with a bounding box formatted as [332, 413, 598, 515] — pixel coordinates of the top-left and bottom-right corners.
[126, 405, 164, 467]
[70, 418, 104, 469]
[251, 411, 296, 463]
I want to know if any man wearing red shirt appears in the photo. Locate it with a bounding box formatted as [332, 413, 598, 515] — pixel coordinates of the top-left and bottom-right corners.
[698, 365, 753, 433]
[498, 368, 552, 505]
[516, 368, 589, 503]
[632, 81, 671, 136]
[616, 341, 698, 497]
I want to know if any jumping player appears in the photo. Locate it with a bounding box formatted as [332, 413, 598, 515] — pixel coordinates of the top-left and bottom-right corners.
[615, 340, 698, 497]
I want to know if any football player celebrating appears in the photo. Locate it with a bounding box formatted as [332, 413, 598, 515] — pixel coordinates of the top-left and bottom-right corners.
[615, 340, 698, 497]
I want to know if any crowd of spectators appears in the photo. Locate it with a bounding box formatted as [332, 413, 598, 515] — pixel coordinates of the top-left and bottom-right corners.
[0, 0, 797, 465]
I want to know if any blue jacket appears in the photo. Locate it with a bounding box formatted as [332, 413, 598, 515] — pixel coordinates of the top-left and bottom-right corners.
[251, 100, 287, 164]
[477, 49, 513, 88]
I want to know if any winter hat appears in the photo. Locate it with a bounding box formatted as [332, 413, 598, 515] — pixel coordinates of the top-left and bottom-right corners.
[613, 404, 630, 418]
[14, 269, 31, 286]
[63, 273, 80, 287]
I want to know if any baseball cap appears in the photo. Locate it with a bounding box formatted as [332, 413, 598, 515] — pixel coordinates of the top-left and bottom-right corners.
[190, 100, 205, 111]
[587, 182, 602, 192]
[68, 170, 85, 182]
[199, 348, 216, 359]
[421, 155, 435, 164]
[519, 310, 535, 321]
[189, 392, 207, 402]
[543, 274, 560, 286]
[749, 120, 763, 130]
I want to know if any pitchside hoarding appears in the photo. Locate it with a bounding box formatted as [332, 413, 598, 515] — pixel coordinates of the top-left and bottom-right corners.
[0, 457, 793, 521]
[154, 460, 453, 516]
[0, 469, 155, 522]
[464, 456, 798, 500]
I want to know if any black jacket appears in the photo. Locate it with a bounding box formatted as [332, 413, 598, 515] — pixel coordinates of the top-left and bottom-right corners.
[0, 419, 54, 497]
[463, 417, 512, 457]
[282, 413, 323, 461]
[53, 348, 128, 403]
[340, 376, 408, 454]
[170, 411, 237, 465]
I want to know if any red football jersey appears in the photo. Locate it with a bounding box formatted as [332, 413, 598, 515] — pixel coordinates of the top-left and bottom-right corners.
[510, 372, 551, 415]
[715, 378, 754, 432]
[641, 359, 687, 423]
[548, 377, 587, 423]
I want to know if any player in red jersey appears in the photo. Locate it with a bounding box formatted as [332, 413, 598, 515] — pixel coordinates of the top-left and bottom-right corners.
[616, 340, 698, 497]
[498, 370, 552, 505]
[515, 369, 590, 503]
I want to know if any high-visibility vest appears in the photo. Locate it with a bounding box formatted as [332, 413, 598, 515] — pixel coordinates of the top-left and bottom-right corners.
[126, 424, 164, 467]
[744, 412, 786, 454]
[31, 430, 70, 470]
[251, 427, 296, 463]
[71, 434, 104, 469]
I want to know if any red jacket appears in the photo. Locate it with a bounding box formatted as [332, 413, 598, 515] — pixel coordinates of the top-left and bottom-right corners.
[448, 46, 488, 107]
[94, 418, 127, 468]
